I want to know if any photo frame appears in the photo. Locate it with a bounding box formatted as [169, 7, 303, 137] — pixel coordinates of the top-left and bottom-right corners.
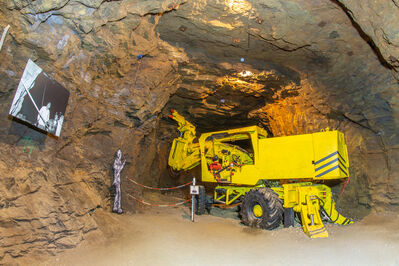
[9, 59, 70, 137]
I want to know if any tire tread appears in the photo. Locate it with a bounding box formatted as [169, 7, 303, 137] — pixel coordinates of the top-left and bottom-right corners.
[240, 187, 283, 230]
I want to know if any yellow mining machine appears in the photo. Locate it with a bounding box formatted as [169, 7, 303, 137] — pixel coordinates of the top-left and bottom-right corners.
[168, 109, 353, 238]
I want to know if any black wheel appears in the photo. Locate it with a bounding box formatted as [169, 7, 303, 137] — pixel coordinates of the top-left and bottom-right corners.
[284, 207, 295, 228]
[194, 186, 206, 215]
[205, 195, 213, 214]
[240, 188, 283, 230]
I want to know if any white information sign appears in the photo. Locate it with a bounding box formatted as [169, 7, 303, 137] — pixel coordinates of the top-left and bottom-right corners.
[190, 185, 199, 195]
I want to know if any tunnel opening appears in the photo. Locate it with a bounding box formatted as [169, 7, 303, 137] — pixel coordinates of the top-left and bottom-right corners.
[159, 52, 305, 134]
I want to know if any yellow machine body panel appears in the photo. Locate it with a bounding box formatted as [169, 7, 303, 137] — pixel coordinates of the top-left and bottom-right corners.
[198, 128, 349, 185]
[257, 134, 315, 181]
[312, 131, 349, 180]
[167, 110, 349, 184]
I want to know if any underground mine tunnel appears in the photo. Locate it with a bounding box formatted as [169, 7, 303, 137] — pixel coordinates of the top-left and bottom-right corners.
[0, 0, 398, 265]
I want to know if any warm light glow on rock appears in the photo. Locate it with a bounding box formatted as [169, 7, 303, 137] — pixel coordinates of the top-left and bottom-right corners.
[217, 73, 266, 97]
[238, 70, 253, 77]
[226, 0, 252, 14]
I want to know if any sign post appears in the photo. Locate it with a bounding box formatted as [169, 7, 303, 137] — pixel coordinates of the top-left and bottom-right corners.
[190, 177, 199, 222]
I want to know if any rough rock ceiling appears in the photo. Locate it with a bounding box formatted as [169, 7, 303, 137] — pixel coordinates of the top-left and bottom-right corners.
[157, 0, 398, 137]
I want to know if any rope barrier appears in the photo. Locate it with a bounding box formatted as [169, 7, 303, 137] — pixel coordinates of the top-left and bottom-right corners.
[125, 177, 193, 207]
[126, 177, 192, 191]
[339, 176, 350, 195]
[127, 193, 191, 207]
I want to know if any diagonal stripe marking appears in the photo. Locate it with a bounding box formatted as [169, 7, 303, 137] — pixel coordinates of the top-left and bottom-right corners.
[314, 151, 338, 165]
[338, 157, 347, 169]
[316, 165, 339, 177]
[338, 165, 348, 176]
[338, 151, 346, 164]
[316, 158, 339, 172]
[309, 228, 327, 237]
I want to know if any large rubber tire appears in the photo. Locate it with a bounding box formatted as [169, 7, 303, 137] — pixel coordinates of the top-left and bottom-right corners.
[240, 188, 283, 230]
[194, 186, 206, 215]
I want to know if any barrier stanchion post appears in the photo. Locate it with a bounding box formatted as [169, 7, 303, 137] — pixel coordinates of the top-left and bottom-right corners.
[190, 177, 199, 222]
[191, 177, 195, 222]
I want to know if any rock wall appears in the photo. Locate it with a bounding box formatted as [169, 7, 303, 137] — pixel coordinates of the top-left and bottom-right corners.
[0, 0, 183, 263]
[0, 0, 398, 263]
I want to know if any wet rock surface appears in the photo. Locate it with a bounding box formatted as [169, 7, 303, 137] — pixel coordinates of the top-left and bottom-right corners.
[0, 0, 397, 263]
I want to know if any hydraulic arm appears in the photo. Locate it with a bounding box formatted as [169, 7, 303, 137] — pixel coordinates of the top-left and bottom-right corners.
[168, 109, 201, 171]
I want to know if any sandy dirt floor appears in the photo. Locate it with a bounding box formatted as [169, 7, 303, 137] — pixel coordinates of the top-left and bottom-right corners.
[40, 204, 399, 266]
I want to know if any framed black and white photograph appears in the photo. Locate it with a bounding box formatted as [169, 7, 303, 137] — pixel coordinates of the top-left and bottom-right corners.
[9, 59, 70, 137]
